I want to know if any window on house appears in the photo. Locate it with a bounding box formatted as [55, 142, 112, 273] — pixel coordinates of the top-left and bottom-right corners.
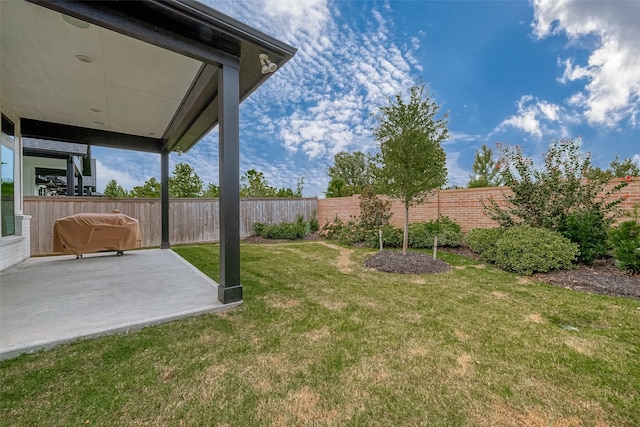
[1, 114, 16, 236]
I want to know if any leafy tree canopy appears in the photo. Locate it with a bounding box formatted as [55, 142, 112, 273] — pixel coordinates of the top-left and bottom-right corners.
[586, 154, 640, 181]
[130, 177, 161, 198]
[169, 163, 203, 198]
[201, 182, 220, 198]
[240, 169, 303, 198]
[325, 177, 349, 198]
[326, 151, 375, 197]
[103, 179, 128, 198]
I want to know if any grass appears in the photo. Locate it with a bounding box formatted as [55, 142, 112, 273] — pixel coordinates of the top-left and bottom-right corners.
[1, 241, 639, 426]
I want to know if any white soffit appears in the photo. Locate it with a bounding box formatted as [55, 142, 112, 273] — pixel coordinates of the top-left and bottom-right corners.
[0, 0, 203, 138]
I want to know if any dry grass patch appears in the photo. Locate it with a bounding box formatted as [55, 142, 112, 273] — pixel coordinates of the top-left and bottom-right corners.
[314, 241, 355, 273]
[452, 352, 474, 376]
[491, 291, 509, 299]
[475, 400, 608, 427]
[258, 386, 340, 427]
[562, 336, 596, 356]
[306, 326, 331, 342]
[525, 312, 546, 324]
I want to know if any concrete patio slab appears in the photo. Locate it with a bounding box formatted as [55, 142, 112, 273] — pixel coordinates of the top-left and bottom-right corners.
[0, 249, 240, 360]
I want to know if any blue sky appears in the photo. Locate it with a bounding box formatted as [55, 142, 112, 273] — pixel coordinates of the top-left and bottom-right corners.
[95, 0, 640, 197]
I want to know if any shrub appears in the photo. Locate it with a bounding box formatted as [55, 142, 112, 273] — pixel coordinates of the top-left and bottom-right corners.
[408, 216, 463, 248]
[309, 209, 319, 232]
[465, 227, 506, 262]
[319, 216, 345, 240]
[337, 220, 368, 245]
[253, 222, 266, 236]
[359, 186, 392, 229]
[260, 221, 306, 240]
[433, 216, 464, 247]
[559, 209, 609, 265]
[493, 226, 578, 275]
[609, 221, 640, 273]
[365, 225, 403, 248]
[483, 139, 628, 230]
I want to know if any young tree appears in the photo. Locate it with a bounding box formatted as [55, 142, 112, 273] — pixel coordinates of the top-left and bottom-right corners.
[326, 151, 375, 196]
[467, 144, 503, 188]
[103, 179, 128, 198]
[130, 177, 161, 198]
[373, 84, 449, 254]
[169, 163, 203, 198]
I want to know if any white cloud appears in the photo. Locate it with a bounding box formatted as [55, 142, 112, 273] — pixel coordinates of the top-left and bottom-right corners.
[633, 154, 640, 169]
[95, 159, 143, 192]
[495, 95, 570, 138]
[445, 151, 470, 188]
[532, 0, 640, 127]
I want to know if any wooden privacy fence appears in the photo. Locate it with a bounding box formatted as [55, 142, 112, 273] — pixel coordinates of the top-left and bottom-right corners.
[24, 196, 318, 256]
[317, 177, 640, 233]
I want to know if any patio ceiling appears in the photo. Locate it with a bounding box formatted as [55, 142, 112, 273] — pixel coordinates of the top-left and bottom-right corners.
[0, 0, 296, 154]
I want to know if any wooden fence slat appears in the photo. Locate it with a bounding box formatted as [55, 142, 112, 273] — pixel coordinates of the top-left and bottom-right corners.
[24, 197, 319, 256]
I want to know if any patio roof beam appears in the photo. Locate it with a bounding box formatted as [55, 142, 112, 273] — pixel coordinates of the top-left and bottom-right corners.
[21, 119, 163, 154]
[162, 63, 219, 153]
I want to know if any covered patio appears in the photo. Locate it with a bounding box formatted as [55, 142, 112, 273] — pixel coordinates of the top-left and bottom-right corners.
[1, 0, 296, 301]
[0, 249, 239, 360]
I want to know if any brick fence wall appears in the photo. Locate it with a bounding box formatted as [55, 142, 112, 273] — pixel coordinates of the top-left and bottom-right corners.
[318, 178, 640, 233]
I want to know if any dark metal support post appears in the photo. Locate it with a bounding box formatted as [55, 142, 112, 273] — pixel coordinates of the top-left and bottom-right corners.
[65, 156, 74, 196]
[218, 64, 242, 304]
[77, 173, 83, 196]
[161, 151, 170, 249]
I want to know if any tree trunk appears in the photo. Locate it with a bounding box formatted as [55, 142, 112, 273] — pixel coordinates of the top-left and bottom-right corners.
[403, 202, 409, 255]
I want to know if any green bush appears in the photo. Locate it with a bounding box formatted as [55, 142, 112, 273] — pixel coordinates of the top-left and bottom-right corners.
[408, 216, 463, 248]
[359, 187, 392, 229]
[260, 222, 306, 240]
[309, 209, 319, 232]
[559, 209, 610, 265]
[493, 226, 578, 275]
[319, 216, 345, 240]
[365, 225, 403, 248]
[338, 220, 367, 245]
[254, 218, 306, 240]
[465, 228, 506, 262]
[609, 221, 640, 273]
[253, 222, 266, 236]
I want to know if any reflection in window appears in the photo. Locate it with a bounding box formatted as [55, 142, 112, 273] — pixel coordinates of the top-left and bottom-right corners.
[1, 114, 15, 236]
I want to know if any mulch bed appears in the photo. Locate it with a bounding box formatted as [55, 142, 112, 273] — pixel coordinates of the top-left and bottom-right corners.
[364, 251, 451, 274]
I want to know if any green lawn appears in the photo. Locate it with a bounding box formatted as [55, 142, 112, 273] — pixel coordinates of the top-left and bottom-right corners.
[2, 241, 639, 426]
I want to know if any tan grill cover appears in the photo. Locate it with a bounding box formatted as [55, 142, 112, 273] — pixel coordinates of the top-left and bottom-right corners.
[53, 212, 142, 255]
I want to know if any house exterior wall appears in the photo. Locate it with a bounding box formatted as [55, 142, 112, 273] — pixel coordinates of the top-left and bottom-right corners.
[22, 156, 66, 196]
[1, 107, 30, 270]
